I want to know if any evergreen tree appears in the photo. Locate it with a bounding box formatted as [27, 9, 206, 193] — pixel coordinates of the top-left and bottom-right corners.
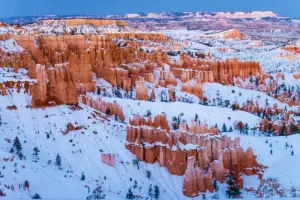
[55, 154, 61, 166]
[222, 123, 227, 132]
[97, 87, 101, 95]
[86, 186, 106, 199]
[146, 170, 151, 179]
[270, 149, 273, 155]
[229, 126, 233, 132]
[133, 159, 139, 170]
[81, 172, 85, 181]
[291, 150, 294, 156]
[195, 113, 198, 122]
[213, 179, 219, 192]
[32, 193, 42, 199]
[133, 180, 138, 189]
[33, 147, 40, 158]
[148, 184, 153, 198]
[244, 123, 249, 134]
[126, 188, 134, 199]
[13, 136, 22, 154]
[154, 185, 160, 199]
[225, 174, 241, 198]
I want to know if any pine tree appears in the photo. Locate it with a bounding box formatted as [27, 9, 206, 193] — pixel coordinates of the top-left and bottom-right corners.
[133, 180, 138, 189]
[133, 159, 139, 170]
[55, 154, 61, 166]
[225, 174, 241, 198]
[154, 185, 160, 199]
[244, 123, 249, 134]
[97, 87, 101, 95]
[148, 184, 153, 198]
[213, 179, 219, 192]
[13, 136, 22, 154]
[146, 170, 151, 179]
[195, 113, 198, 122]
[81, 172, 85, 181]
[32, 193, 42, 199]
[86, 186, 105, 199]
[229, 126, 233, 132]
[291, 150, 294, 156]
[126, 188, 134, 199]
[222, 123, 227, 132]
[33, 147, 40, 158]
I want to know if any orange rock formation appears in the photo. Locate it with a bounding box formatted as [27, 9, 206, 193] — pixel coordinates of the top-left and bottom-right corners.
[78, 95, 125, 121]
[31, 64, 77, 107]
[101, 153, 115, 167]
[126, 114, 264, 197]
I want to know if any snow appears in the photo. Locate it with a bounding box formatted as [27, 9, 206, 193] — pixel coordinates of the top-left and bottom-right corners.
[101, 97, 260, 128]
[202, 82, 297, 111]
[0, 39, 24, 53]
[0, 68, 33, 83]
[263, 156, 300, 189]
[214, 11, 277, 19]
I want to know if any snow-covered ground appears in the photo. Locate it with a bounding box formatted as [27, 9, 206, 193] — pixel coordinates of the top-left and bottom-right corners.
[0, 39, 24, 53]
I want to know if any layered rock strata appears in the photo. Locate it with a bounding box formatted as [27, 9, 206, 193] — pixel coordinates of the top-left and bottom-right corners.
[126, 114, 264, 197]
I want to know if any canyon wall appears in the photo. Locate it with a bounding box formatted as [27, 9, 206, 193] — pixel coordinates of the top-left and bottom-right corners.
[43, 19, 128, 26]
[78, 95, 125, 121]
[30, 64, 77, 107]
[126, 114, 264, 197]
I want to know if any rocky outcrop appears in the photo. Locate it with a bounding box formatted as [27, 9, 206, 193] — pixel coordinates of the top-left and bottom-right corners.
[126, 114, 264, 197]
[101, 153, 115, 167]
[282, 45, 300, 54]
[181, 80, 204, 100]
[78, 95, 125, 121]
[69, 52, 95, 92]
[0, 81, 31, 96]
[62, 123, 83, 135]
[0, 52, 32, 72]
[43, 19, 128, 26]
[107, 33, 168, 42]
[135, 78, 148, 101]
[170, 57, 261, 84]
[31, 64, 77, 107]
[129, 113, 170, 131]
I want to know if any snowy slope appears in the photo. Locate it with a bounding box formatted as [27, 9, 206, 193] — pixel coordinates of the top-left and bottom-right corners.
[0, 39, 24, 53]
[22, 20, 134, 35]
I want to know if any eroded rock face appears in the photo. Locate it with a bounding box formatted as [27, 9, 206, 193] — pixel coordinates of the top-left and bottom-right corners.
[43, 19, 128, 26]
[31, 64, 77, 107]
[0, 81, 31, 96]
[62, 123, 83, 135]
[135, 78, 148, 101]
[78, 95, 125, 121]
[101, 153, 115, 167]
[282, 45, 300, 54]
[170, 57, 261, 84]
[126, 114, 265, 196]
